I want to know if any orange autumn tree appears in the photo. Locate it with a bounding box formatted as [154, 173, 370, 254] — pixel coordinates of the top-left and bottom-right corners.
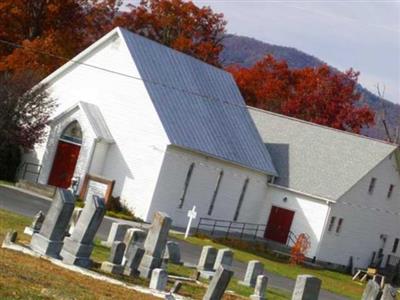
[228, 55, 375, 134]
[0, 0, 226, 78]
[290, 233, 311, 265]
[0, 0, 100, 76]
[113, 0, 226, 66]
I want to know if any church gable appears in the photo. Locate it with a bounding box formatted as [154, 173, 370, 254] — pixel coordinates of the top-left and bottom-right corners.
[39, 27, 277, 176]
[119, 28, 277, 176]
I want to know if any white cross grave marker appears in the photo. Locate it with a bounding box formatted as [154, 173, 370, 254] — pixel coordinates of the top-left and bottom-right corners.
[185, 206, 197, 239]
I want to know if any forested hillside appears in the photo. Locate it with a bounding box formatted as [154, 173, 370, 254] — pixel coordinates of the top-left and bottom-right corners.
[221, 34, 399, 141]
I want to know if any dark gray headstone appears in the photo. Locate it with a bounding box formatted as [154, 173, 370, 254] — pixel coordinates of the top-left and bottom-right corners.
[61, 195, 106, 268]
[380, 284, 397, 300]
[239, 260, 264, 287]
[165, 241, 182, 264]
[170, 281, 182, 294]
[250, 275, 268, 300]
[291, 275, 321, 300]
[138, 212, 172, 278]
[30, 189, 75, 258]
[197, 246, 217, 271]
[361, 280, 381, 300]
[149, 268, 168, 291]
[32, 211, 45, 232]
[3, 230, 18, 244]
[68, 207, 83, 235]
[123, 228, 146, 264]
[24, 211, 45, 236]
[213, 248, 233, 270]
[109, 241, 126, 265]
[203, 266, 234, 300]
[124, 245, 145, 276]
[101, 222, 133, 247]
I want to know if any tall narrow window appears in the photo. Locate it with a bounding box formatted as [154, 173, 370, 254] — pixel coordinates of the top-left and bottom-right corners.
[336, 218, 343, 234]
[178, 163, 195, 209]
[328, 216, 336, 232]
[233, 178, 249, 221]
[208, 170, 224, 215]
[392, 238, 399, 254]
[387, 184, 395, 199]
[368, 178, 377, 194]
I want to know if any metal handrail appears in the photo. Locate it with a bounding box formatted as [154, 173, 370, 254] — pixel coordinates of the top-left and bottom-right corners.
[287, 231, 298, 247]
[196, 217, 299, 246]
[18, 162, 42, 182]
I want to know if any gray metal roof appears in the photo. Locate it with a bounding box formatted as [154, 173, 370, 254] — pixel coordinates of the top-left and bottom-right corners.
[249, 107, 398, 200]
[120, 28, 277, 175]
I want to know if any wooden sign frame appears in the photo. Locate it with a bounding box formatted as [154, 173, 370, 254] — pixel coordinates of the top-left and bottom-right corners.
[79, 174, 115, 204]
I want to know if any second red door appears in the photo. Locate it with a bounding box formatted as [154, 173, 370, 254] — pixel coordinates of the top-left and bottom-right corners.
[264, 206, 295, 244]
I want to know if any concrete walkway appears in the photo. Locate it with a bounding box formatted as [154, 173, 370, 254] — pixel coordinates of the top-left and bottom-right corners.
[0, 185, 348, 300]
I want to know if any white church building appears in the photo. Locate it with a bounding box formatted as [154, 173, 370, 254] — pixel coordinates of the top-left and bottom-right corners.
[22, 27, 400, 270]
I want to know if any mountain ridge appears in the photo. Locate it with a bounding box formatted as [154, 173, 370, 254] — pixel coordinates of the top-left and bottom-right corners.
[220, 34, 400, 142]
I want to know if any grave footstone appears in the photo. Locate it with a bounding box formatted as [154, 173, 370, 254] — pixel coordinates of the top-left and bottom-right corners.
[291, 275, 321, 300]
[198, 246, 218, 280]
[123, 245, 145, 276]
[68, 207, 83, 235]
[101, 241, 126, 274]
[149, 268, 168, 291]
[61, 195, 106, 268]
[197, 246, 218, 271]
[122, 228, 146, 264]
[250, 275, 268, 300]
[164, 241, 182, 264]
[361, 280, 381, 300]
[239, 260, 264, 287]
[213, 248, 233, 270]
[3, 230, 18, 245]
[101, 223, 133, 248]
[380, 284, 397, 300]
[30, 189, 75, 258]
[138, 212, 172, 278]
[170, 281, 182, 294]
[24, 211, 45, 236]
[203, 266, 234, 300]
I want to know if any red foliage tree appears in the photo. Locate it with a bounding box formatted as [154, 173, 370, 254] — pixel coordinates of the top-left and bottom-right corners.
[113, 0, 226, 66]
[290, 233, 311, 265]
[0, 0, 226, 77]
[0, 0, 94, 76]
[228, 55, 375, 133]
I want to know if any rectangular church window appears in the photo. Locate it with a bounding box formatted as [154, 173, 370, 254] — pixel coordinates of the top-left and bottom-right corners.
[328, 216, 336, 232]
[208, 170, 224, 215]
[368, 178, 376, 194]
[178, 163, 195, 209]
[393, 238, 399, 254]
[387, 184, 395, 199]
[336, 218, 343, 234]
[233, 178, 249, 221]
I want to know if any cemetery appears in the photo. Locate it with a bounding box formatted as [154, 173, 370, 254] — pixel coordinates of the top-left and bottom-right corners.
[0, 187, 399, 299]
[0, 2, 399, 300]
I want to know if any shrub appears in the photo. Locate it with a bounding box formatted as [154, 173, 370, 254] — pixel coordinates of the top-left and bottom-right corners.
[0, 143, 21, 181]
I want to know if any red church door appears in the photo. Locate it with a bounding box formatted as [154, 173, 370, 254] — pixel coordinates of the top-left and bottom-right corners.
[264, 206, 295, 244]
[48, 141, 81, 188]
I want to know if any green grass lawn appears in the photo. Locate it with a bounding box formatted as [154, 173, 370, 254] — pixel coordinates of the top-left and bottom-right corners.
[171, 233, 365, 300]
[0, 180, 15, 186]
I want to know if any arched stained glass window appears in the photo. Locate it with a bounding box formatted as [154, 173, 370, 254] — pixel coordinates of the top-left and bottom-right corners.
[60, 121, 82, 144]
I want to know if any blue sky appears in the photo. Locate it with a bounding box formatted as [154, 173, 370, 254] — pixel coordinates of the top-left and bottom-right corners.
[127, 0, 399, 103]
[193, 0, 400, 104]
